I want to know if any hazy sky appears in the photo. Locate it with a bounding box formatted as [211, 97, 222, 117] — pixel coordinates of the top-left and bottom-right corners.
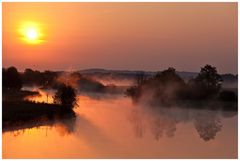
[2, 3, 237, 74]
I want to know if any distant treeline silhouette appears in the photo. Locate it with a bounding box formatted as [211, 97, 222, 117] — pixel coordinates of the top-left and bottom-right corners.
[2, 67, 105, 92]
[2, 65, 238, 104]
[126, 65, 237, 105]
[3, 67, 22, 91]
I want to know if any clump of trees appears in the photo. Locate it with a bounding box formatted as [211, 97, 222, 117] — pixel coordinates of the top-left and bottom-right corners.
[22, 68, 59, 87]
[2, 66, 61, 90]
[53, 83, 78, 110]
[21, 69, 106, 92]
[126, 67, 187, 106]
[126, 65, 237, 106]
[187, 65, 222, 99]
[3, 66, 22, 91]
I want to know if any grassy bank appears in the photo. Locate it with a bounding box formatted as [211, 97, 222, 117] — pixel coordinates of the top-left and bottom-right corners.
[3, 100, 76, 131]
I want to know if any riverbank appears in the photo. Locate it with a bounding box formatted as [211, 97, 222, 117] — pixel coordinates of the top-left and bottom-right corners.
[3, 89, 40, 101]
[3, 100, 76, 131]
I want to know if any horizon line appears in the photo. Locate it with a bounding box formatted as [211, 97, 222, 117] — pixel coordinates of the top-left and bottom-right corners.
[2, 66, 237, 75]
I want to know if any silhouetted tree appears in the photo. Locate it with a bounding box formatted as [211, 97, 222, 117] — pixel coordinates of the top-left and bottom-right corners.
[43, 70, 58, 86]
[155, 67, 183, 84]
[188, 65, 222, 99]
[126, 67, 187, 105]
[22, 68, 43, 85]
[151, 67, 186, 105]
[21, 68, 59, 87]
[53, 84, 77, 110]
[126, 65, 234, 105]
[3, 66, 22, 91]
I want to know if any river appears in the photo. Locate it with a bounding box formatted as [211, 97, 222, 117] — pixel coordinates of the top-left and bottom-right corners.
[2, 87, 237, 158]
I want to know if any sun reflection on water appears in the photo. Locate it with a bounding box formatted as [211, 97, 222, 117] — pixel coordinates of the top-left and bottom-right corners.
[3, 87, 238, 159]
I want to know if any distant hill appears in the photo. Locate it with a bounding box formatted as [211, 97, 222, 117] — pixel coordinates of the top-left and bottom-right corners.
[79, 68, 237, 86]
[79, 68, 197, 77]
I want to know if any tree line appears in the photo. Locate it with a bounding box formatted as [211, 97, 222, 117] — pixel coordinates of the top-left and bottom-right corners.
[3, 67, 60, 91]
[126, 65, 237, 105]
[3, 66, 77, 110]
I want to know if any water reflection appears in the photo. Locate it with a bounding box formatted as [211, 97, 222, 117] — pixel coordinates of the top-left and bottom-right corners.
[3, 89, 237, 158]
[150, 116, 177, 140]
[7, 88, 238, 142]
[3, 87, 238, 158]
[4, 111, 77, 137]
[14, 88, 238, 142]
[128, 109, 145, 138]
[128, 105, 237, 142]
[194, 112, 222, 141]
[24, 87, 55, 104]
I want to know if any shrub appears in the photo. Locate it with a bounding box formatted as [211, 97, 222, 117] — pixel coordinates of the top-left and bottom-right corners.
[53, 84, 78, 109]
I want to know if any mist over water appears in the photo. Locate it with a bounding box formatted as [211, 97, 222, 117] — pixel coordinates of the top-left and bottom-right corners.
[2, 2, 237, 158]
[3, 82, 237, 158]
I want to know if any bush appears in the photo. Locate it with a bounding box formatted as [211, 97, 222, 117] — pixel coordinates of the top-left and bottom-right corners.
[53, 84, 78, 109]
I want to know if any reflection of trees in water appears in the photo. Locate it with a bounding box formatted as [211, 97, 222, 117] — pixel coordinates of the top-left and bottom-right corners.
[128, 105, 236, 142]
[10, 126, 52, 137]
[150, 117, 176, 140]
[7, 112, 77, 137]
[128, 109, 145, 138]
[128, 108, 178, 140]
[54, 116, 76, 136]
[12, 129, 26, 137]
[194, 112, 222, 141]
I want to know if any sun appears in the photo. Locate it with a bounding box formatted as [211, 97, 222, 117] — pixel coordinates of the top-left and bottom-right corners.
[19, 22, 44, 44]
[26, 28, 38, 40]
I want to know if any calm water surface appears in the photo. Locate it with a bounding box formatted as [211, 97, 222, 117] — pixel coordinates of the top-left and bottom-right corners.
[3, 88, 238, 158]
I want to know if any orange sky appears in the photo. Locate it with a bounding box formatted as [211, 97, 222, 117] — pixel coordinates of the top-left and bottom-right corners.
[2, 2, 237, 74]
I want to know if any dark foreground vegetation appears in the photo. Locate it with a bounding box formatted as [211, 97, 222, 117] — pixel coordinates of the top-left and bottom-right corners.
[3, 67, 78, 131]
[3, 92, 77, 131]
[2, 66, 124, 132]
[126, 65, 237, 109]
[3, 100, 76, 131]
